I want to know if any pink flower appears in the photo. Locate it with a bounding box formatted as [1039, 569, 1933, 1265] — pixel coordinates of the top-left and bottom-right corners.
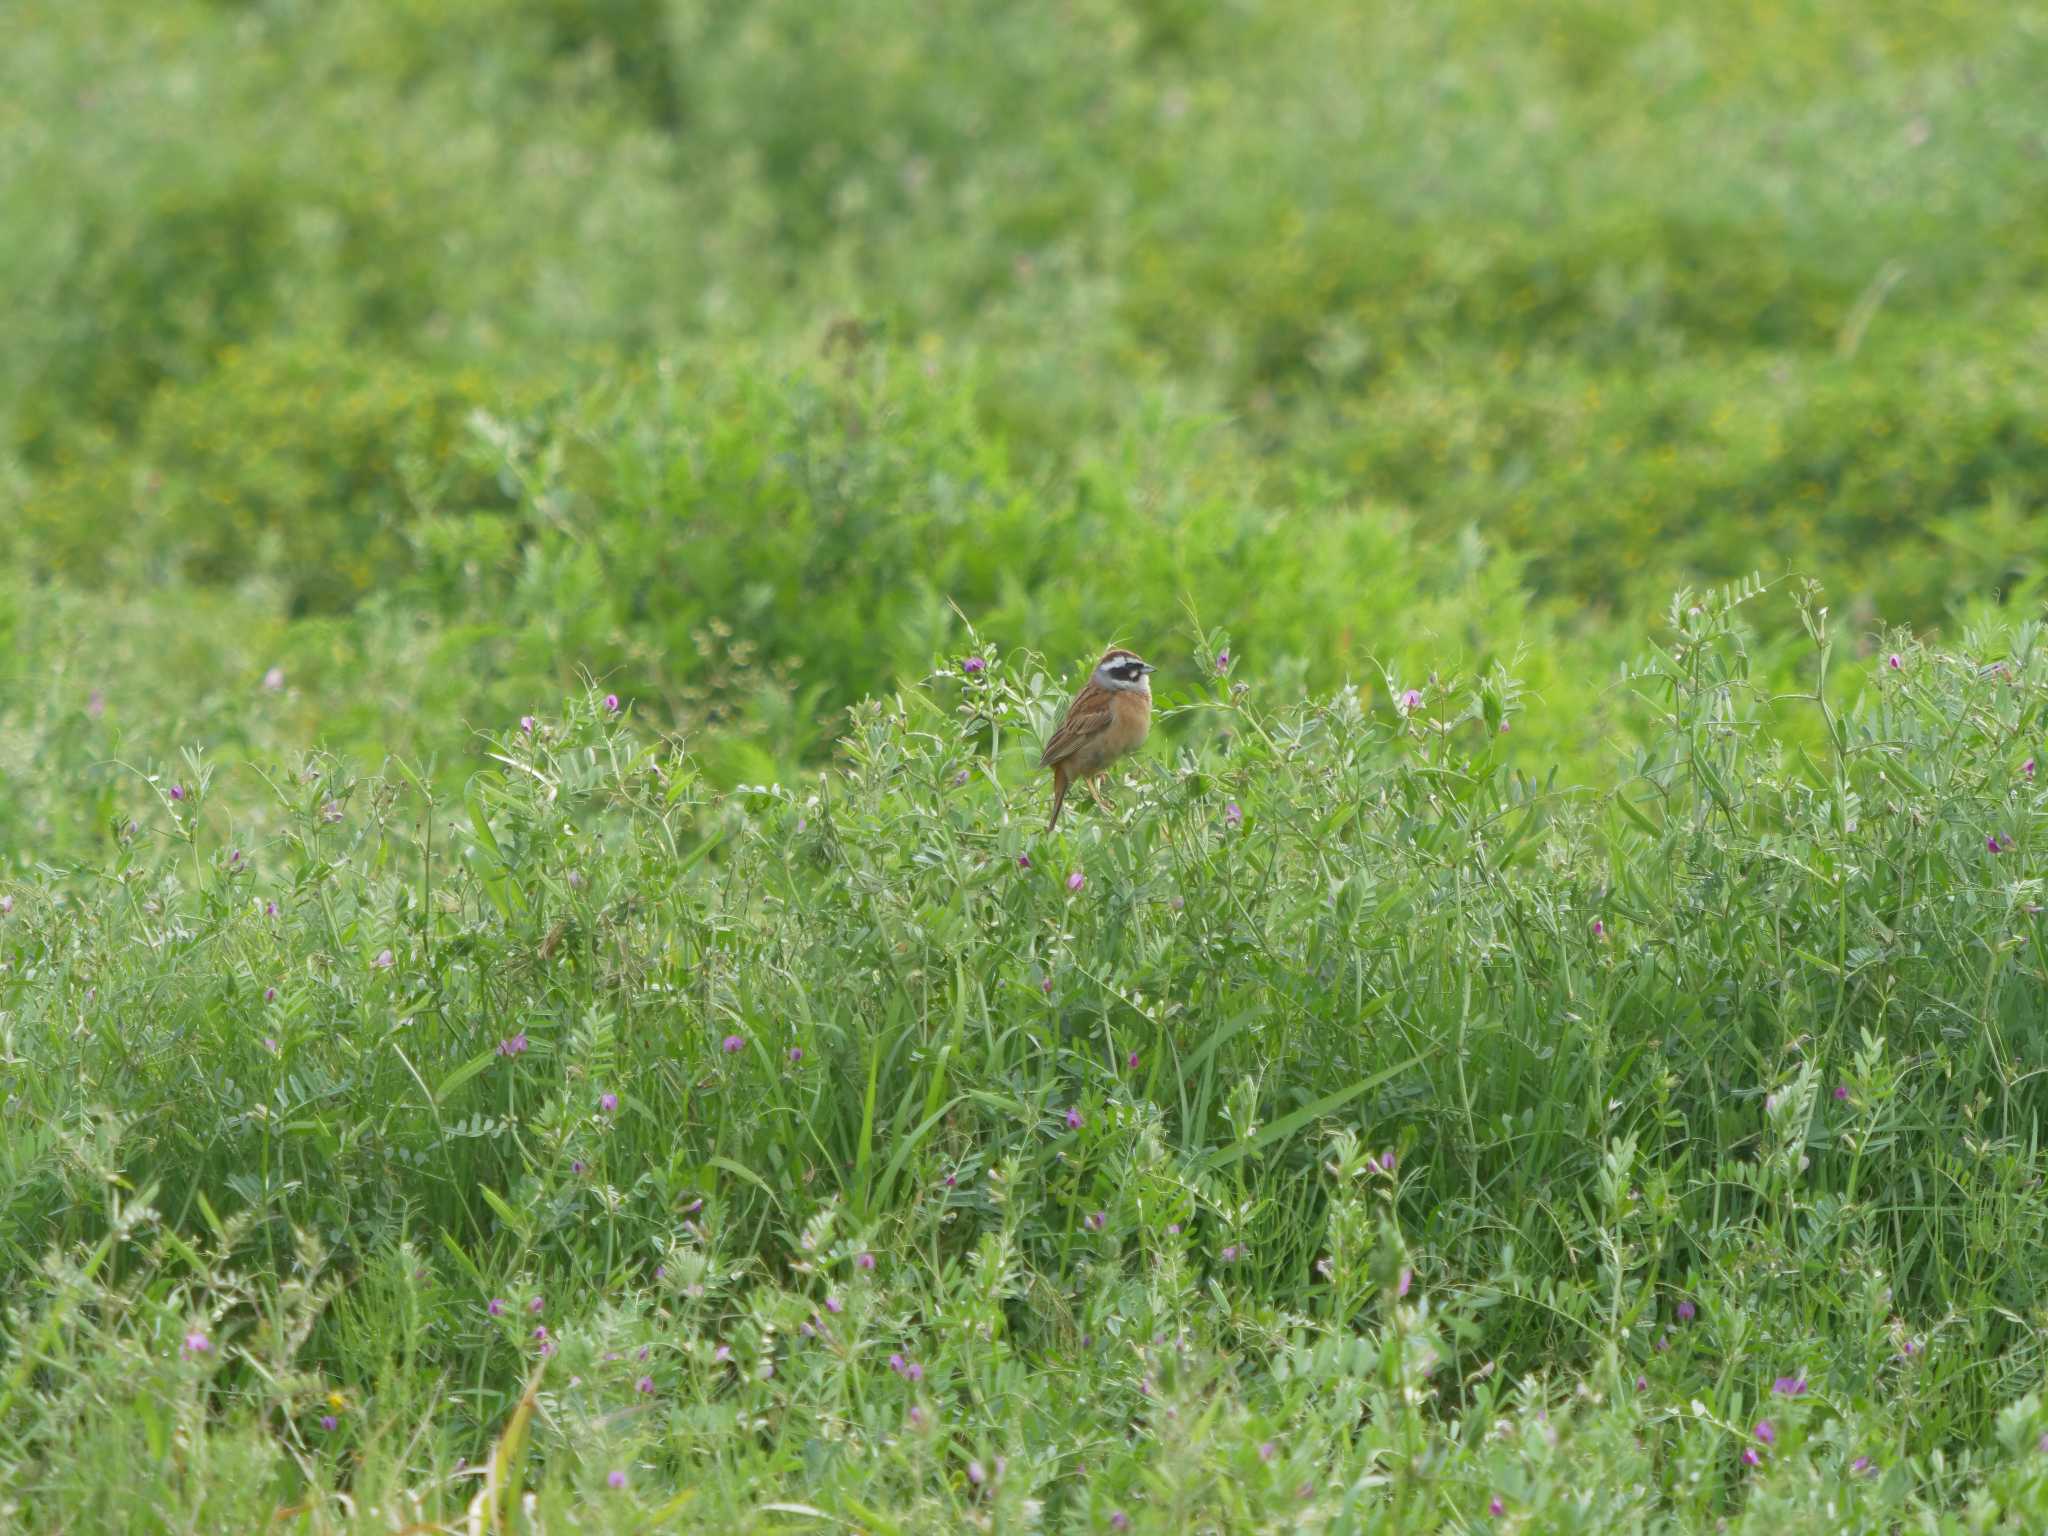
[636, 1375, 654, 1395]
[263, 986, 277, 1002]
[1220, 1244, 1242, 1264]
[1489, 1497, 1505, 1517]
[1833, 1084, 1849, 1101]
[1772, 1376, 1807, 1397]
[498, 1033, 528, 1056]
[1127, 1051, 1141, 1070]
[713, 1344, 731, 1363]
[1085, 1210, 1106, 1231]
[488, 1298, 505, 1317]
[1016, 852, 1031, 869]
[960, 657, 986, 674]
[1224, 801, 1243, 830]
[320, 1414, 337, 1432]
[520, 715, 536, 735]
[1258, 1440, 1277, 1463]
[2026, 758, 2038, 778]
[528, 1296, 544, 1315]
[1067, 870, 1085, 893]
[1755, 1420, 1775, 1445]
[604, 693, 621, 712]
[1064, 1107, 1083, 1130]
[169, 784, 185, 801]
[856, 1252, 876, 1271]
[1397, 1267, 1412, 1298]
[181, 1330, 211, 1356]
[1591, 918, 1606, 939]
[1215, 650, 1230, 674]
[1851, 1456, 1872, 1474]
[1379, 1150, 1397, 1173]
[1112, 1513, 1131, 1532]
[825, 1296, 843, 1314]
[721, 1034, 745, 1054]
[263, 666, 285, 692]
[1676, 1299, 1696, 1321]
[1039, 975, 1054, 995]
[373, 948, 394, 970]
[1887, 653, 1902, 670]
[599, 1091, 618, 1113]
[787, 1046, 803, 1064]
[607, 1470, 627, 1489]
[1742, 1447, 1761, 1467]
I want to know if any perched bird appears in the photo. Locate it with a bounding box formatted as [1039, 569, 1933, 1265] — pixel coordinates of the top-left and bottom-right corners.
[1039, 648, 1156, 829]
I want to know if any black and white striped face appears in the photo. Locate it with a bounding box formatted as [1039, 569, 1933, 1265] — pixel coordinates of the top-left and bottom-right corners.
[1093, 650, 1156, 694]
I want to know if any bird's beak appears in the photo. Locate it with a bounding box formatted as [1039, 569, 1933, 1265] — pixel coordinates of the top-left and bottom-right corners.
[1141, 663, 1157, 674]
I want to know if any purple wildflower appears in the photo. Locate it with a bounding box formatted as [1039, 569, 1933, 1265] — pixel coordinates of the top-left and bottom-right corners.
[1399, 688, 1423, 714]
[1258, 1440, 1277, 1463]
[1852, 1456, 1872, 1474]
[1676, 1299, 1696, 1322]
[182, 1330, 211, 1356]
[1216, 650, 1230, 674]
[320, 1414, 338, 1432]
[88, 689, 106, 718]
[1591, 918, 1606, 939]
[714, 1344, 731, 1363]
[888, 1353, 907, 1375]
[498, 1033, 528, 1056]
[960, 657, 986, 675]
[1397, 1266, 1412, 1298]
[1086, 1210, 1106, 1232]
[571, 1160, 585, 1176]
[1112, 1513, 1131, 1532]
[1742, 1447, 1761, 1467]
[788, 1046, 803, 1064]
[857, 1252, 876, 1271]
[1834, 1084, 1849, 1101]
[520, 715, 536, 735]
[487, 1298, 505, 1317]
[1989, 834, 2005, 854]
[604, 693, 621, 712]
[1127, 1051, 1141, 1070]
[967, 1460, 986, 1486]
[1220, 1244, 1242, 1264]
[599, 1091, 618, 1113]
[168, 784, 185, 802]
[1225, 801, 1243, 830]
[721, 1034, 744, 1054]
[2026, 758, 2038, 778]
[1489, 1496, 1505, 1516]
[1040, 975, 1054, 995]
[373, 948, 394, 969]
[1755, 1420, 1775, 1446]
[1016, 852, 1031, 870]
[263, 986, 277, 1002]
[1636, 1375, 1648, 1393]
[1064, 1107, 1083, 1130]
[1379, 1150, 1397, 1172]
[607, 1470, 627, 1489]
[1772, 1376, 1808, 1397]
[1887, 653, 1902, 670]
[825, 1296, 843, 1315]
[1067, 870, 1085, 893]
[533, 1325, 549, 1344]
[636, 1375, 654, 1395]
[905, 1361, 923, 1383]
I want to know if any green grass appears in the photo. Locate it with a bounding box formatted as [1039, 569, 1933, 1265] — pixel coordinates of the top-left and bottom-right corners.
[7, 0, 2048, 1528]
[7, 591, 2048, 1529]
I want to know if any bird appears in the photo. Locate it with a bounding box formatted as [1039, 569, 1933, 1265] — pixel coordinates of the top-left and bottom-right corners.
[1038, 647, 1156, 829]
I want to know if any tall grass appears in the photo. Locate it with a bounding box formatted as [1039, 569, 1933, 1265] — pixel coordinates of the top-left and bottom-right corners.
[6, 587, 2048, 1528]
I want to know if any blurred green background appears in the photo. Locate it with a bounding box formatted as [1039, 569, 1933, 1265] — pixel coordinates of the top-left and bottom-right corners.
[5, 0, 2045, 834]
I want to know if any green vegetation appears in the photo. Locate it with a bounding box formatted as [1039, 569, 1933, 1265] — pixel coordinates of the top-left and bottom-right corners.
[4, 0, 2048, 1529]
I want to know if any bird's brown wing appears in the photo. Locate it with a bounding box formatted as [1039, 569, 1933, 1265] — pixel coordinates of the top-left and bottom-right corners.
[1039, 686, 1113, 768]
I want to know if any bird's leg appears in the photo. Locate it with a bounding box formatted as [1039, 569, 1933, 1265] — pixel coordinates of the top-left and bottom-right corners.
[1087, 774, 1113, 813]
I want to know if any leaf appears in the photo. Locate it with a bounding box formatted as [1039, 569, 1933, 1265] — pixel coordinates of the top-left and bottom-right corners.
[1197, 1052, 1427, 1172]
[435, 1047, 499, 1105]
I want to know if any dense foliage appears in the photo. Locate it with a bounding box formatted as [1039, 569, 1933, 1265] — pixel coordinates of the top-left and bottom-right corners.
[5, 0, 2048, 1529]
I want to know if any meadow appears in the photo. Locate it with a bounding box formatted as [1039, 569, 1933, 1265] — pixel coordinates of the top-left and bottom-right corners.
[4, 1, 2048, 1530]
